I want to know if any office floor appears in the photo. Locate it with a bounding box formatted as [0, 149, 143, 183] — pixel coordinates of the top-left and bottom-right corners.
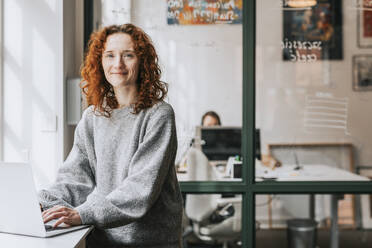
[185, 229, 372, 248]
[256, 229, 372, 248]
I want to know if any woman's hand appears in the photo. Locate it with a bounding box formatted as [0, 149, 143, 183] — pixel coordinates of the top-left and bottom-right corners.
[42, 205, 82, 228]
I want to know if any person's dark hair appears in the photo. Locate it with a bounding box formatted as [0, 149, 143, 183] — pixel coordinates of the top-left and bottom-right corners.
[80, 23, 167, 117]
[201, 111, 221, 126]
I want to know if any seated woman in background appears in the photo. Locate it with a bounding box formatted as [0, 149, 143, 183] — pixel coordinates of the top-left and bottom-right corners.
[201, 111, 221, 126]
[38, 24, 182, 248]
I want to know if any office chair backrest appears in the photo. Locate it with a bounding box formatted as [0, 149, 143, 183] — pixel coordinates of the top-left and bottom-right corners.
[185, 148, 219, 222]
[186, 194, 220, 222]
[185, 147, 217, 181]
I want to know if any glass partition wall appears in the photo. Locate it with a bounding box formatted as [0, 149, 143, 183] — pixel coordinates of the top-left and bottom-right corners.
[256, 0, 372, 183]
[255, 0, 372, 247]
[256, 193, 372, 247]
[84, 0, 372, 247]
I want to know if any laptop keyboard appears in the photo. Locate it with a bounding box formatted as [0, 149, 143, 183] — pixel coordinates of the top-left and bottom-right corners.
[45, 224, 69, 232]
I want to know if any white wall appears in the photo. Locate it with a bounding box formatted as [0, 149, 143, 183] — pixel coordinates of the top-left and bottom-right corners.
[3, 0, 63, 189]
[131, 0, 243, 158]
[130, 0, 372, 167]
[256, 0, 372, 167]
[2, 0, 83, 189]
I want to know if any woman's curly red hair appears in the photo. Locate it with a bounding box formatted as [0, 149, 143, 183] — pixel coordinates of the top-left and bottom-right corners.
[80, 24, 167, 117]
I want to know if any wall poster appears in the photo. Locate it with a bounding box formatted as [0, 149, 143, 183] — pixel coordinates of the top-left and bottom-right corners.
[357, 0, 372, 48]
[282, 0, 343, 62]
[167, 0, 242, 25]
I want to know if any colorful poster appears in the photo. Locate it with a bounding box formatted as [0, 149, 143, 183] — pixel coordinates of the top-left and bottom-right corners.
[167, 0, 242, 25]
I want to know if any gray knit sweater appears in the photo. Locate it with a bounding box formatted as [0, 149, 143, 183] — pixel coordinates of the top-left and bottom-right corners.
[38, 101, 183, 248]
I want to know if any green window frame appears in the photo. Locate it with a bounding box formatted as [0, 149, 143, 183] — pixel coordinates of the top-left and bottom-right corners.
[84, 1, 372, 247]
[180, 1, 256, 246]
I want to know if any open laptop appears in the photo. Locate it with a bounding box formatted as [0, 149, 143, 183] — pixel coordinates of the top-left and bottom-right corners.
[0, 162, 89, 237]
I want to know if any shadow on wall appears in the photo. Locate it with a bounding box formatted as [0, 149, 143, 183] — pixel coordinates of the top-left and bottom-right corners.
[3, 0, 64, 188]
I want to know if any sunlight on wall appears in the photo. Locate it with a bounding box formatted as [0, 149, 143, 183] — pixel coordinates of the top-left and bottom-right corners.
[32, 28, 56, 106]
[30, 27, 58, 188]
[44, 0, 57, 12]
[32, 101, 55, 189]
[3, 63, 23, 161]
[3, 0, 63, 189]
[3, 0, 23, 161]
[4, 0, 22, 66]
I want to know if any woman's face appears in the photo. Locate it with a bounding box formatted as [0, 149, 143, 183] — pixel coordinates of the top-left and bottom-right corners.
[102, 33, 139, 89]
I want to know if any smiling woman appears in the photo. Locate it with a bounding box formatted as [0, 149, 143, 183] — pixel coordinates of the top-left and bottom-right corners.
[38, 24, 182, 248]
[80, 24, 168, 117]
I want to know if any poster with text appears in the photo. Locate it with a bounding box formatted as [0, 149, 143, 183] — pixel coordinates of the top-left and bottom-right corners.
[282, 0, 343, 62]
[167, 0, 242, 25]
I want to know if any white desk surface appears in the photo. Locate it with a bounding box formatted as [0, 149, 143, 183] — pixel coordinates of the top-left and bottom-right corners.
[177, 163, 370, 182]
[0, 226, 93, 248]
[255, 164, 370, 181]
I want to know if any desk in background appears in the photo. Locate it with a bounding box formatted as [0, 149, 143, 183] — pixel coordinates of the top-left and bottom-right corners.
[255, 163, 369, 182]
[177, 155, 370, 248]
[178, 160, 370, 182]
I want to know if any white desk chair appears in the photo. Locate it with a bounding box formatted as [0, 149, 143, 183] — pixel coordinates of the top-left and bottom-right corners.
[184, 148, 241, 247]
[184, 147, 217, 181]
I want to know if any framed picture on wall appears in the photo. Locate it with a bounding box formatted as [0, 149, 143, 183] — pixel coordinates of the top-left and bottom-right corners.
[353, 55, 372, 91]
[357, 0, 372, 48]
[282, 0, 343, 62]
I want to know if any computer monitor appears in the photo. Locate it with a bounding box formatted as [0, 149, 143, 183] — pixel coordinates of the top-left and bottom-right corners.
[196, 126, 261, 161]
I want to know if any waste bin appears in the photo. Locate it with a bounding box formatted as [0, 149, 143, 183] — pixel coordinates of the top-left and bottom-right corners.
[287, 218, 317, 248]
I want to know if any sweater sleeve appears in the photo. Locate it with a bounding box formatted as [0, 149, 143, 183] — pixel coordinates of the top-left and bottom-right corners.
[75, 105, 177, 228]
[38, 109, 96, 209]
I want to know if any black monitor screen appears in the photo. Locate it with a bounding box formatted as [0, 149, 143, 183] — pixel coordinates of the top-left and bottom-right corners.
[201, 127, 261, 161]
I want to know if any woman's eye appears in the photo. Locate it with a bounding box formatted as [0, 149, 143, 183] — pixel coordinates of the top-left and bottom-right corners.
[103, 53, 114, 58]
[124, 54, 134, 58]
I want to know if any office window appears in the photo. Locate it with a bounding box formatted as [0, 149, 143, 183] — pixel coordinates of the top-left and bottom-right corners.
[256, 194, 372, 248]
[256, 0, 372, 182]
[254, 0, 372, 247]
